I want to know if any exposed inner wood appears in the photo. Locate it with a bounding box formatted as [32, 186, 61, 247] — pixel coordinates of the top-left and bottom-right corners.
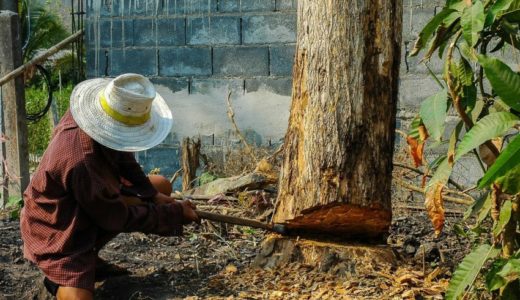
[283, 203, 391, 237]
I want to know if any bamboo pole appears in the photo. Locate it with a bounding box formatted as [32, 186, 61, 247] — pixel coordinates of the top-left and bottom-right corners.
[0, 30, 84, 87]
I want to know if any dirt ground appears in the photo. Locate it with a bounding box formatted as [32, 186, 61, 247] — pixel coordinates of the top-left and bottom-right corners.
[0, 195, 484, 300]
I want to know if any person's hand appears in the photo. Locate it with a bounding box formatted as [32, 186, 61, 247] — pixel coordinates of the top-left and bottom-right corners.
[177, 199, 200, 224]
[153, 193, 178, 205]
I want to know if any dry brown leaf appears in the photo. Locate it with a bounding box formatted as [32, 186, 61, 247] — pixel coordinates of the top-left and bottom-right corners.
[224, 264, 238, 274]
[396, 273, 420, 285]
[406, 136, 425, 167]
[425, 183, 445, 236]
[479, 138, 503, 167]
[425, 267, 443, 284]
[491, 183, 503, 221]
[401, 289, 417, 298]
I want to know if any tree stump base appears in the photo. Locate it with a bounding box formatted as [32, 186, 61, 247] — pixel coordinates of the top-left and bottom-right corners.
[253, 235, 395, 276]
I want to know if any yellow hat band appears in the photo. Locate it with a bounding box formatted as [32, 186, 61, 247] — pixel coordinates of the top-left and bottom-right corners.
[99, 91, 150, 126]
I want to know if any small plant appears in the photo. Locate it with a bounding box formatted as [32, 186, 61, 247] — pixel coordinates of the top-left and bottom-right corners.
[410, 0, 520, 298]
[5, 196, 23, 219]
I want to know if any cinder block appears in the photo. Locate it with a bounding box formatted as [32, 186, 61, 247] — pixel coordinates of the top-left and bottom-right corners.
[403, 0, 444, 9]
[187, 16, 240, 45]
[402, 8, 437, 42]
[398, 74, 443, 110]
[86, 49, 111, 78]
[276, 0, 297, 11]
[245, 77, 292, 96]
[163, 0, 217, 15]
[213, 47, 269, 76]
[401, 43, 444, 75]
[123, 0, 159, 16]
[270, 45, 295, 76]
[133, 19, 156, 46]
[111, 49, 157, 76]
[86, 19, 111, 48]
[157, 18, 186, 46]
[191, 78, 244, 95]
[85, 49, 97, 78]
[243, 14, 296, 44]
[98, 0, 113, 17]
[111, 19, 134, 47]
[241, 0, 275, 12]
[218, 0, 240, 12]
[159, 47, 212, 76]
[85, 20, 95, 47]
[151, 77, 189, 93]
[112, 0, 130, 16]
[137, 146, 181, 177]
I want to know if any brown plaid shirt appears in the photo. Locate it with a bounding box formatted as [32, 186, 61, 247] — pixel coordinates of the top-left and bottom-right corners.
[20, 110, 183, 292]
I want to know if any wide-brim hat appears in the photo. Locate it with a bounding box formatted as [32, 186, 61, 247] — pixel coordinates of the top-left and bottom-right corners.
[70, 73, 173, 152]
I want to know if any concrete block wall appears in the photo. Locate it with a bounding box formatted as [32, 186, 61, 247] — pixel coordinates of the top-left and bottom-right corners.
[86, 0, 297, 96]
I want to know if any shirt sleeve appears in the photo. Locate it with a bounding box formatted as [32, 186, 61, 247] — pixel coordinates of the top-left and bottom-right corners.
[118, 152, 158, 200]
[70, 161, 184, 236]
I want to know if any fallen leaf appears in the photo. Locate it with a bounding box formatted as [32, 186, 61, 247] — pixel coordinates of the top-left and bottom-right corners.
[425, 183, 445, 236]
[396, 273, 420, 285]
[402, 289, 417, 298]
[224, 264, 238, 274]
[425, 267, 443, 284]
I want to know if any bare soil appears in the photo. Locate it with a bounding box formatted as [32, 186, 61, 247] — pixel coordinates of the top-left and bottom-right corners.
[0, 199, 479, 299]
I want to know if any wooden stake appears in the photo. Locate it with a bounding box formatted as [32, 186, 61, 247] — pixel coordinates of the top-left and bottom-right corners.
[0, 11, 29, 205]
[181, 137, 200, 191]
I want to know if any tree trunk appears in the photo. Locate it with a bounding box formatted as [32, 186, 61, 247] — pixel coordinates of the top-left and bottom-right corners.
[273, 0, 402, 238]
[181, 137, 200, 191]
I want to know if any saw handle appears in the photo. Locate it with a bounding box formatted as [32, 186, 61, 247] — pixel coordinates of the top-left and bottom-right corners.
[195, 210, 273, 231]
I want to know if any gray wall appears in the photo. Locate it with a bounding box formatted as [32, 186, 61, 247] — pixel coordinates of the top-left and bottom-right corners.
[85, 0, 483, 185]
[85, 0, 296, 96]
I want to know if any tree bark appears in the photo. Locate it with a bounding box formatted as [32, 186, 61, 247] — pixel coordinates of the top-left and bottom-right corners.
[273, 0, 402, 238]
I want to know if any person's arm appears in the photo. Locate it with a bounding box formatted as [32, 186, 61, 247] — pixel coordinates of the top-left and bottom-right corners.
[118, 152, 157, 200]
[71, 161, 184, 235]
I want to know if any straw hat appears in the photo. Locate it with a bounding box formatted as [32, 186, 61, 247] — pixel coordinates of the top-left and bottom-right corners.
[70, 73, 173, 152]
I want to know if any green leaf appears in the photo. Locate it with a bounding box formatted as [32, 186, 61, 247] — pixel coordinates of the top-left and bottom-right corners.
[424, 22, 461, 60]
[476, 193, 492, 225]
[503, 9, 520, 23]
[446, 244, 500, 300]
[457, 57, 474, 86]
[407, 116, 423, 140]
[448, 0, 467, 12]
[470, 99, 485, 123]
[495, 259, 520, 289]
[6, 196, 22, 208]
[410, 8, 458, 56]
[426, 157, 453, 191]
[485, 0, 514, 26]
[448, 121, 464, 166]
[486, 259, 508, 291]
[479, 134, 520, 188]
[464, 190, 488, 220]
[478, 55, 520, 111]
[462, 84, 477, 111]
[420, 90, 448, 142]
[455, 112, 520, 160]
[493, 200, 512, 236]
[496, 163, 520, 194]
[460, 40, 478, 61]
[461, 1, 485, 47]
